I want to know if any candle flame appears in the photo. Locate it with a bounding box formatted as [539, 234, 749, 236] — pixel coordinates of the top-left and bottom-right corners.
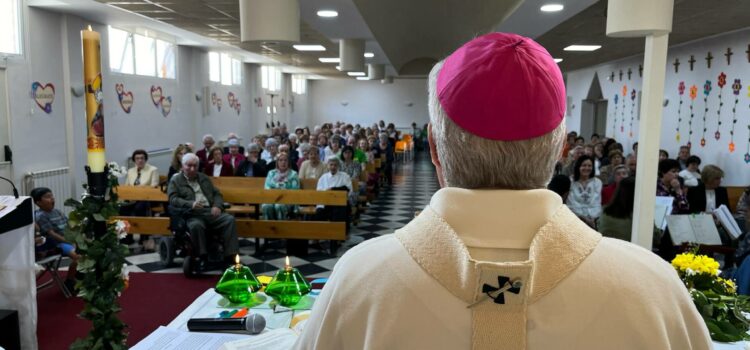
[235, 254, 240, 265]
[87, 25, 92, 31]
[285, 256, 290, 267]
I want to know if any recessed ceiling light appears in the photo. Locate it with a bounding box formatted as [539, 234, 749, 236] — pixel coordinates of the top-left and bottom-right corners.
[356, 77, 369, 80]
[364, 52, 374, 58]
[347, 72, 366, 76]
[563, 45, 601, 51]
[554, 58, 563, 63]
[293, 45, 326, 51]
[317, 10, 338, 18]
[335, 66, 341, 70]
[319, 57, 340, 63]
[540, 4, 564, 12]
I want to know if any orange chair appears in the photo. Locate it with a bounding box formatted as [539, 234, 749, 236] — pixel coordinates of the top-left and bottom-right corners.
[395, 141, 406, 163]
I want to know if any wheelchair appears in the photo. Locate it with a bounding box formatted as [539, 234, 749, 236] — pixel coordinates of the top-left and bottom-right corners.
[158, 204, 231, 277]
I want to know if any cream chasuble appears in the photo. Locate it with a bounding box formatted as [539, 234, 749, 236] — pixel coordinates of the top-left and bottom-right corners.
[294, 188, 711, 350]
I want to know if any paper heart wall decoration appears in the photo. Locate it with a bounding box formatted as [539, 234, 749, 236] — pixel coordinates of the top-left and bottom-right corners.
[115, 83, 134, 113]
[150, 85, 163, 107]
[254, 97, 262, 107]
[31, 82, 55, 114]
[227, 92, 236, 108]
[217, 98, 223, 111]
[161, 96, 172, 117]
[235, 102, 241, 115]
[211, 92, 218, 106]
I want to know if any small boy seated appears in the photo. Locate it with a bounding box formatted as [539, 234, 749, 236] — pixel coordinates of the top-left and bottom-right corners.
[31, 187, 80, 292]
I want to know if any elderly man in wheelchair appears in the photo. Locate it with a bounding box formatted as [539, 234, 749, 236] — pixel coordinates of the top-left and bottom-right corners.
[167, 153, 239, 275]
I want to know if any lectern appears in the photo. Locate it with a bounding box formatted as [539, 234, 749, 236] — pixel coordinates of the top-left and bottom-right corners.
[0, 197, 37, 350]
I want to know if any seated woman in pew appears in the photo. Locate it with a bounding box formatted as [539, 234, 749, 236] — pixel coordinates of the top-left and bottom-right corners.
[299, 146, 327, 180]
[566, 155, 602, 228]
[121, 149, 161, 247]
[686, 164, 729, 214]
[316, 157, 353, 232]
[204, 146, 234, 177]
[167, 144, 189, 181]
[262, 153, 300, 220]
[340, 146, 364, 205]
[598, 176, 636, 242]
[235, 144, 268, 177]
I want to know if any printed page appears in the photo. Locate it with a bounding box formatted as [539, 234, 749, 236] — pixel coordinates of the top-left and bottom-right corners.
[667, 215, 697, 244]
[690, 214, 723, 245]
[131, 326, 246, 350]
[218, 328, 298, 350]
[713, 205, 742, 239]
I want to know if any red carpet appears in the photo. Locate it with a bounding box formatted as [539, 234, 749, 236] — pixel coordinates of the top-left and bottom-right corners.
[37, 272, 219, 350]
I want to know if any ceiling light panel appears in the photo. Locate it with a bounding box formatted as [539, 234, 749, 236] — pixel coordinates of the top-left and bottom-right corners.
[347, 72, 366, 76]
[293, 45, 326, 51]
[319, 57, 340, 63]
[317, 10, 338, 18]
[364, 52, 374, 58]
[563, 45, 601, 51]
[540, 4, 564, 12]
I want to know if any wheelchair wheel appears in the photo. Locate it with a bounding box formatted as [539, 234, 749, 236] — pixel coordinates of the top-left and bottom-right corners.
[159, 237, 175, 268]
[183, 256, 197, 277]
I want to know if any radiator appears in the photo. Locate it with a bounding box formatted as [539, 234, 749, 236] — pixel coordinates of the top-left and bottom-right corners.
[126, 148, 172, 178]
[23, 167, 73, 215]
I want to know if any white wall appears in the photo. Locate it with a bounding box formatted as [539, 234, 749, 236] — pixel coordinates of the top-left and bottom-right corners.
[1, 6, 306, 198]
[565, 28, 750, 186]
[309, 78, 429, 128]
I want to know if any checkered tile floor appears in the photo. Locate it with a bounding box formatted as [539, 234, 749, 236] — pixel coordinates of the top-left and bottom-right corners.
[120, 152, 440, 278]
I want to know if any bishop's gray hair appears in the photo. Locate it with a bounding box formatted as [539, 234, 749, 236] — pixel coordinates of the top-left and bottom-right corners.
[427, 61, 566, 190]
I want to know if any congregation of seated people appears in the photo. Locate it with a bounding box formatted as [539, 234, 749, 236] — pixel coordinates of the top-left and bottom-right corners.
[113, 121, 401, 254]
[550, 131, 750, 279]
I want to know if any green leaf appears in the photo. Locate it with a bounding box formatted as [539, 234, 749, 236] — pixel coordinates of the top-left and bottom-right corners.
[92, 213, 106, 222]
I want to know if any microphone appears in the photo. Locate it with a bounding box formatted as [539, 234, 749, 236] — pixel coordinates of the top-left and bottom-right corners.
[187, 314, 266, 335]
[0, 176, 19, 198]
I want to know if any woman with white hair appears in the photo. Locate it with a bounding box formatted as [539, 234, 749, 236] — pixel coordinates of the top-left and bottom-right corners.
[296, 33, 709, 349]
[262, 153, 299, 220]
[261, 138, 279, 163]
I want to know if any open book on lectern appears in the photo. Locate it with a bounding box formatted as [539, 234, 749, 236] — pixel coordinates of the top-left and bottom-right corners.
[666, 214, 722, 245]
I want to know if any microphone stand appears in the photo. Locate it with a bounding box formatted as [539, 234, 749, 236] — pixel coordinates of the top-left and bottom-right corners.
[0, 176, 19, 198]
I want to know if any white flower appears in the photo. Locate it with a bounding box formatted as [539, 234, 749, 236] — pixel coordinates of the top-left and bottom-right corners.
[685, 268, 696, 276]
[121, 263, 130, 280]
[115, 220, 130, 240]
[107, 162, 127, 178]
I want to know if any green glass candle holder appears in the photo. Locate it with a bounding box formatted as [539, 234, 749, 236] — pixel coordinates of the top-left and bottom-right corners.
[215, 261, 262, 304]
[265, 266, 311, 307]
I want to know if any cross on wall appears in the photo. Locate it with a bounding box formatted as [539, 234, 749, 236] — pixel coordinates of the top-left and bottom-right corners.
[689, 55, 696, 71]
[725, 47, 733, 65]
[673, 58, 680, 73]
[706, 51, 713, 69]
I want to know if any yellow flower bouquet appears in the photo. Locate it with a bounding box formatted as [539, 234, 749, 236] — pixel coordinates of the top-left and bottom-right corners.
[672, 252, 750, 342]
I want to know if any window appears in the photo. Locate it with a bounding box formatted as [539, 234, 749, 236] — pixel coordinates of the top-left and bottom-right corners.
[261, 66, 281, 92]
[134, 34, 156, 76]
[108, 26, 175, 79]
[209, 52, 242, 85]
[232, 59, 242, 85]
[209, 52, 220, 82]
[0, 0, 21, 55]
[156, 39, 176, 79]
[292, 75, 306, 95]
[109, 27, 134, 74]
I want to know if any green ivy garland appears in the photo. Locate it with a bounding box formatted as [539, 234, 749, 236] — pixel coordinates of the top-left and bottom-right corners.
[64, 163, 129, 350]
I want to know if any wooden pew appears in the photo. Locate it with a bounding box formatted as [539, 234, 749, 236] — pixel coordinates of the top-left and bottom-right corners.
[113, 182, 347, 243]
[727, 186, 746, 214]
